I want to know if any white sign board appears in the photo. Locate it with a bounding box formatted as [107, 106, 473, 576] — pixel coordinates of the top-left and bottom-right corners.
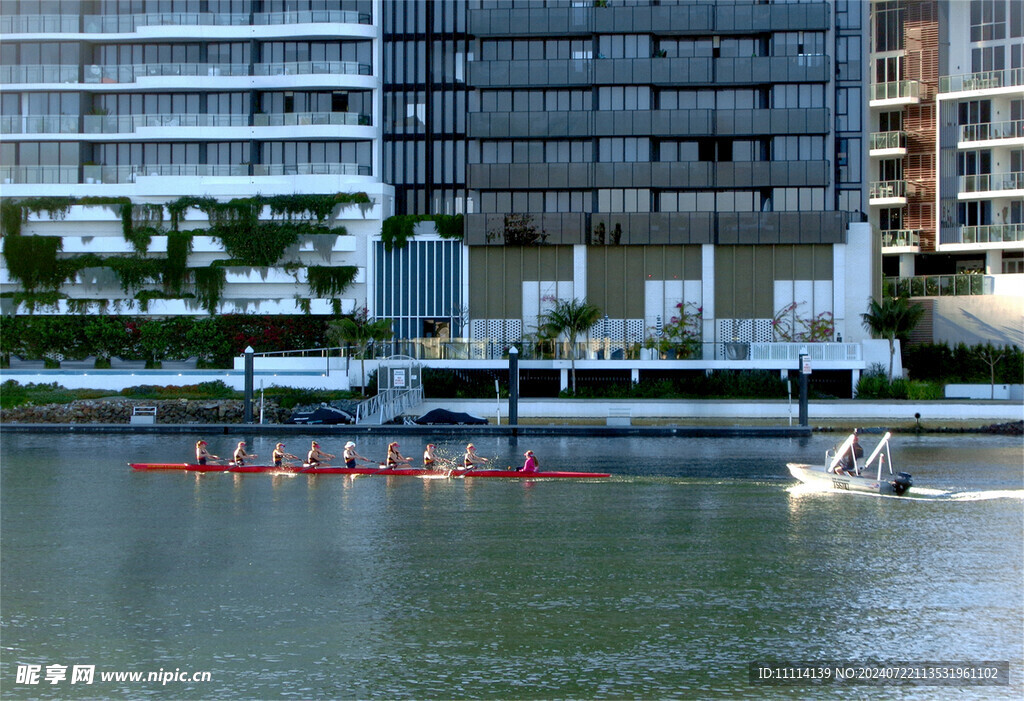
[393, 369, 406, 388]
[801, 357, 812, 375]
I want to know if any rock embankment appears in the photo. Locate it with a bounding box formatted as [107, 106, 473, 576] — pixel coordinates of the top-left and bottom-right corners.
[0, 399, 292, 424]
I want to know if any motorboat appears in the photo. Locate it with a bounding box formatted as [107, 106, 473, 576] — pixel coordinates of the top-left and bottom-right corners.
[787, 431, 913, 496]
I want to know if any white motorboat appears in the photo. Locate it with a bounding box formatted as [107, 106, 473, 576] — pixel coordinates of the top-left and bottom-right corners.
[787, 431, 913, 496]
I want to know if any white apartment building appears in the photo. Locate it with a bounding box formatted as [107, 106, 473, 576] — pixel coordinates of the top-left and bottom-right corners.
[0, 0, 391, 316]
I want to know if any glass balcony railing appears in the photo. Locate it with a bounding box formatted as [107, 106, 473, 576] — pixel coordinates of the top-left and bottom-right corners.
[959, 119, 1024, 143]
[253, 10, 372, 25]
[940, 68, 1024, 93]
[253, 111, 369, 127]
[869, 130, 907, 150]
[0, 165, 78, 184]
[83, 113, 249, 133]
[869, 179, 907, 199]
[959, 172, 1024, 193]
[83, 164, 248, 183]
[959, 224, 1024, 244]
[253, 61, 371, 77]
[0, 64, 78, 83]
[884, 274, 991, 298]
[84, 63, 249, 83]
[880, 229, 920, 247]
[0, 14, 79, 33]
[251, 163, 371, 176]
[0, 114, 79, 134]
[870, 80, 920, 101]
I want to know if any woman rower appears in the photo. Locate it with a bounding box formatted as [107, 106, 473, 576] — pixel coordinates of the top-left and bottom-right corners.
[343, 441, 371, 469]
[462, 443, 489, 470]
[272, 443, 298, 468]
[386, 442, 412, 468]
[518, 449, 539, 474]
[195, 440, 219, 466]
[232, 441, 255, 467]
[306, 441, 334, 468]
[423, 443, 440, 470]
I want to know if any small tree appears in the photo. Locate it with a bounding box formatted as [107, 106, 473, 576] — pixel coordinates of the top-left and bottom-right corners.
[327, 306, 393, 396]
[539, 298, 602, 394]
[977, 344, 1007, 399]
[860, 296, 925, 381]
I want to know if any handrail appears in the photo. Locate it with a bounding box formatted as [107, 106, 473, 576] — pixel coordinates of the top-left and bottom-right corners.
[355, 386, 423, 425]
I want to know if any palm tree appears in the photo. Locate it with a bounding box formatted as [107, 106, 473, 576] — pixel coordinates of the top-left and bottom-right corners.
[539, 298, 602, 394]
[327, 306, 393, 396]
[860, 296, 924, 381]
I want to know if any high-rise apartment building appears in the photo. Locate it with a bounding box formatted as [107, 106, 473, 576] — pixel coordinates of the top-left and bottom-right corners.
[2, 0, 882, 363]
[1, 0, 389, 316]
[869, 0, 1022, 345]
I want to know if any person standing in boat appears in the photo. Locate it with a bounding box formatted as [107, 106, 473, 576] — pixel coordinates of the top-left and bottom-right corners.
[343, 441, 371, 469]
[306, 441, 334, 467]
[272, 443, 298, 468]
[386, 442, 412, 468]
[195, 440, 219, 466]
[233, 441, 255, 467]
[462, 443, 489, 469]
[518, 449, 539, 473]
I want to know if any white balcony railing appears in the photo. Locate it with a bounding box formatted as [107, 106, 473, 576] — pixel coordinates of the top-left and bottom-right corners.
[959, 224, 1024, 244]
[869, 179, 907, 199]
[0, 64, 78, 83]
[0, 114, 79, 134]
[959, 120, 1024, 143]
[869, 130, 907, 150]
[940, 68, 1024, 93]
[253, 111, 369, 127]
[881, 229, 921, 247]
[0, 165, 78, 184]
[253, 61, 371, 77]
[959, 172, 1024, 193]
[251, 163, 371, 176]
[83, 113, 249, 133]
[870, 80, 920, 102]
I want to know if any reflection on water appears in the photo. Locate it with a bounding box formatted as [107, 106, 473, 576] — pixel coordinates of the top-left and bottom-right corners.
[1, 432, 1021, 699]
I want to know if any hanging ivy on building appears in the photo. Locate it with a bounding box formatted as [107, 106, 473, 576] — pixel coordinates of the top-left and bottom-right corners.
[193, 265, 226, 314]
[105, 256, 165, 294]
[306, 265, 358, 298]
[381, 214, 464, 251]
[164, 231, 194, 295]
[2, 235, 66, 292]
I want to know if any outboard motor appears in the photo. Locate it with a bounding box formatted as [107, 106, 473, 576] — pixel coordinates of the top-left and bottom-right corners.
[891, 472, 913, 496]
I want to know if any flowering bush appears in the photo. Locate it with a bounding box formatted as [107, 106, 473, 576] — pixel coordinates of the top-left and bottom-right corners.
[772, 302, 835, 342]
[647, 302, 703, 358]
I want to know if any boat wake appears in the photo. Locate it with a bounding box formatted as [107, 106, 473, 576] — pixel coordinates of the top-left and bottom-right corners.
[787, 482, 1024, 501]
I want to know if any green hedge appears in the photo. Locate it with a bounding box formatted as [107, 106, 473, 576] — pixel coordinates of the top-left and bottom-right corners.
[904, 343, 1023, 384]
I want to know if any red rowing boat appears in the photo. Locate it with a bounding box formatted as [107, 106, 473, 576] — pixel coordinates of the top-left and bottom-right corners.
[129, 463, 609, 478]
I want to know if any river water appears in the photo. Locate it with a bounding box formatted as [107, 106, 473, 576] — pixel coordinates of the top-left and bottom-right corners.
[1, 431, 1021, 699]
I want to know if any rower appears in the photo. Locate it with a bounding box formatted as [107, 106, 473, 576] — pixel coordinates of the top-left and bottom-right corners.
[195, 440, 218, 466]
[233, 441, 255, 467]
[343, 441, 371, 469]
[272, 443, 298, 468]
[307, 441, 334, 467]
[423, 443, 439, 469]
[462, 443, 489, 469]
[387, 442, 412, 468]
[518, 449, 539, 473]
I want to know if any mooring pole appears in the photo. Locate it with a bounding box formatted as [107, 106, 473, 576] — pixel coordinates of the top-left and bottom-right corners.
[244, 346, 254, 424]
[508, 346, 519, 433]
[798, 351, 810, 427]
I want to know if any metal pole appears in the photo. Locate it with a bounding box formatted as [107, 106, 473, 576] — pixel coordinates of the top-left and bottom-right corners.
[798, 352, 809, 427]
[244, 346, 254, 424]
[509, 346, 519, 430]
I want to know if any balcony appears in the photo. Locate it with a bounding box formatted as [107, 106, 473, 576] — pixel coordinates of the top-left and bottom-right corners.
[253, 111, 369, 127]
[84, 164, 248, 183]
[959, 172, 1024, 195]
[1, 114, 79, 134]
[0, 14, 79, 33]
[251, 163, 371, 176]
[0, 64, 78, 83]
[869, 80, 920, 105]
[959, 224, 1024, 244]
[884, 274, 992, 298]
[880, 229, 920, 248]
[253, 61, 371, 77]
[84, 63, 248, 83]
[83, 113, 249, 133]
[0, 165, 78, 184]
[869, 130, 907, 155]
[869, 179, 909, 202]
[253, 10, 371, 25]
[940, 68, 1024, 93]
[958, 119, 1024, 144]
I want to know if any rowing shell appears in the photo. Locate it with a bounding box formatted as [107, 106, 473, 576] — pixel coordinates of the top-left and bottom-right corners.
[129, 463, 609, 478]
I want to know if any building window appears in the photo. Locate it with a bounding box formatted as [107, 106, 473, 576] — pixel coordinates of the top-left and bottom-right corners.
[1001, 252, 1023, 274]
[873, 1, 905, 52]
[972, 46, 1005, 73]
[971, 0, 1006, 41]
[879, 207, 903, 231]
[878, 111, 902, 131]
